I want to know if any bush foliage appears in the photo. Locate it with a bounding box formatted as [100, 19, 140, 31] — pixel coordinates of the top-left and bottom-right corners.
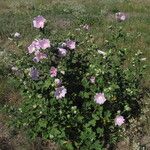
[9, 17, 146, 150]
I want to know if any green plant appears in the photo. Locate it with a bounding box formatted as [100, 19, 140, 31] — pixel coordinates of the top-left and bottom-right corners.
[9, 17, 146, 150]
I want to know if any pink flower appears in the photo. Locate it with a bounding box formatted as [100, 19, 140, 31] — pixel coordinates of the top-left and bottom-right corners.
[29, 68, 39, 80]
[50, 67, 57, 77]
[28, 39, 50, 53]
[66, 40, 76, 50]
[28, 43, 36, 54]
[94, 93, 106, 105]
[115, 12, 127, 22]
[33, 50, 47, 62]
[28, 40, 40, 54]
[58, 48, 67, 57]
[54, 78, 62, 87]
[33, 15, 46, 29]
[90, 76, 95, 83]
[32, 40, 41, 49]
[115, 115, 125, 126]
[54, 86, 67, 99]
[39, 39, 51, 49]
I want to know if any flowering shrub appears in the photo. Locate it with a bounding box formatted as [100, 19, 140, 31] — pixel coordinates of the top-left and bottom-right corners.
[10, 16, 146, 150]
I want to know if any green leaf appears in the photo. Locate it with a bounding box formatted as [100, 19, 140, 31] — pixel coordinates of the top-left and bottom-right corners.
[96, 128, 104, 136]
[44, 78, 52, 89]
[84, 92, 90, 98]
[65, 142, 74, 150]
[38, 119, 47, 128]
